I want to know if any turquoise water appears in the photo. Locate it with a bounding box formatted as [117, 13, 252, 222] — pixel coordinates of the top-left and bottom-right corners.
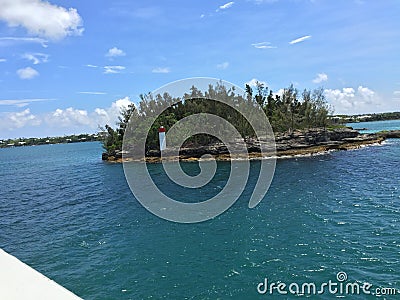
[0, 130, 399, 298]
[347, 119, 400, 133]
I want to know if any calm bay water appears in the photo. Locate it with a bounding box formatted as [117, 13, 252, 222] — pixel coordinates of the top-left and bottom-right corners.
[1, 121, 399, 299]
[347, 119, 400, 133]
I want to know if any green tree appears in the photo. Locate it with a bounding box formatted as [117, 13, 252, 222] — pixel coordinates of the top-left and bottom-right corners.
[101, 103, 136, 154]
[102, 83, 333, 156]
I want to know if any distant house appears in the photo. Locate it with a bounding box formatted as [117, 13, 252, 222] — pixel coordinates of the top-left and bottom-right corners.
[357, 115, 372, 120]
[329, 116, 343, 124]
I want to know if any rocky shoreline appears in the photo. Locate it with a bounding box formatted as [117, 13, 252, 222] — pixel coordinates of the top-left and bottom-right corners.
[102, 128, 400, 163]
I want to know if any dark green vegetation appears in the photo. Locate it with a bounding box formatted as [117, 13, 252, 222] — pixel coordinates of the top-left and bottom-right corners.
[247, 83, 332, 132]
[100, 103, 136, 154]
[334, 111, 400, 123]
[102, 82, 332, 155]
[0, 133, 101, 148]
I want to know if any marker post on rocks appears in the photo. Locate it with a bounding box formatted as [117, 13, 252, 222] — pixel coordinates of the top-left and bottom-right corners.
[159, 126, 166, 152]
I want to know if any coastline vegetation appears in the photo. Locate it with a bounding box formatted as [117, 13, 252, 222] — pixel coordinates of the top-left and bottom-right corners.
[0, 133, 101, 149]
[101, 82, 333, 155]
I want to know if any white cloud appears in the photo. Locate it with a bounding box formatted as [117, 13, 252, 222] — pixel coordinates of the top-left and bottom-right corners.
[106, 97, 133, 123]
[78, 91, 107, 95]
[17, 67, 39, 79]
[103, 65, 125, 74]
[87, 64, 125, 74]
[0, 97, 134, 137]
[251, 42, 276, 49]
[0, 109, 41, 131]
[12, 109, 41, 127]
[47, 97, 133, 128]
[246, 78, 268, 88]
[10, 109, 41, 128]
[0, 37, 48, 47]
[358, 86, 375, 100]
[0, 58, 6, 62]
[89, 97, 134, 130]
[313, 73, 328, 83]
[324, 88, 356, 111]
[325, 86, 381, 114]
[46, 107, 90, 127]
[289, 35, 312, 45]
[45, 97, 133, 129]
[22, 53, 49, 64]
[0, 98, 55, 107]
[219, 2, 235, 10]
[200, 14, 205, 18]
[275, 88, 285, 97]
[152, 67, 170, 73]
[217, 62, 229, 70]
[106, 47, 126, 57]
[0, 0, 83, 40]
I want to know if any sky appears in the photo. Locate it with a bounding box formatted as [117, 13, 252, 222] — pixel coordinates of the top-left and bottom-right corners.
[0, 0, 399, 139]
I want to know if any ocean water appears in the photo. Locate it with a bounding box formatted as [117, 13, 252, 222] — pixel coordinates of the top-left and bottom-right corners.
[0, 124, 399, 299]
[347, 119, 400, 133]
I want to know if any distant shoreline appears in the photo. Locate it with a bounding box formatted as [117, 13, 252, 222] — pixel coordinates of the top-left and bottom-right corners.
[0, 133, 102, 149]
[333, 113, 400, 123]
[103, 128, 400, 163]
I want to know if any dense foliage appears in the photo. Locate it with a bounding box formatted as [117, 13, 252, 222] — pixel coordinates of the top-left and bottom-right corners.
[246, 82, 331, 132]
[102, 82, 332, 154]
[101, 103, 136, 153]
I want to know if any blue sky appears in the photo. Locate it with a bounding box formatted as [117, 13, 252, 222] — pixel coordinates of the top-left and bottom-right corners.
[0, 0, 399, 139]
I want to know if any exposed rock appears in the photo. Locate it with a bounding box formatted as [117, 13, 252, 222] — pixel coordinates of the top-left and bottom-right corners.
[377, 130, 400, 138]
[103, 127, 393, 162]
[102, 149, 123, 161]
[327, 128, 359, 141]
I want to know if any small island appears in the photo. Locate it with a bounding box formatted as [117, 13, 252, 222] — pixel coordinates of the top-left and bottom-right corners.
[100, 83, 400, 162]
